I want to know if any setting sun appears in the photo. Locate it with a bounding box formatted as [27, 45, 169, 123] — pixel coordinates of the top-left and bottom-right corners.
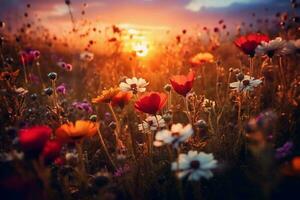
[132, 41, 149, 57]
[121, 27, 152, 58]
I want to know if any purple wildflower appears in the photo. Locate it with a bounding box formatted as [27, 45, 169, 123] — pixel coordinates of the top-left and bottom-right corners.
[256, 111, 277, 128]
[113, 164, 130, 177]
[255, 111, 278, 136]
[72, 101, 93, 113]
[275, 141, 293, 159]
[56, 84, 67, 95]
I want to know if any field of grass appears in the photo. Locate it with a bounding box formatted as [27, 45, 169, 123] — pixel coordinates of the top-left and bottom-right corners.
[0, 1, 300, 200]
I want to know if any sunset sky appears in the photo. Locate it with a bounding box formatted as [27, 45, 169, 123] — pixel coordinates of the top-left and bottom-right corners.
[0, 0, 292, 32]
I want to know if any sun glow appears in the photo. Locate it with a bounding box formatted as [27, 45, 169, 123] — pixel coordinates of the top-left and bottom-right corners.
[132, 42, 149, 57]
[121, 27, 152, 58]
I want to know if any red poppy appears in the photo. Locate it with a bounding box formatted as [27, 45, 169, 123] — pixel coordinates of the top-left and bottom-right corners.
[135, 92, 167, 114]
[170, 71, 195, 96]
[234, 33, 269, 57]
[19, 49, 40, 65]
[18, 126, 52, 157]
[41, 140, 62, 164]
[111, 91, 133, 108]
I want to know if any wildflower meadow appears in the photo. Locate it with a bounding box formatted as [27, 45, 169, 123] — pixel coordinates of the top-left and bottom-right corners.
[0, 0, 300, 199]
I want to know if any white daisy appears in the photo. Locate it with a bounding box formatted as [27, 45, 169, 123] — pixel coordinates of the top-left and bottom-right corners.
[153, 123, 193, 148]
[80, 51, 94, 62]
[281, 39, 300, 55]
[138, 115, 165, 132]
[230, 75, 262, 92]
[119, 77, 149, 94]
[171, 150, 217, 181]
[255, 37, 286, 57]
[14, 87, 28, 96]
[202, 98, 216, 112]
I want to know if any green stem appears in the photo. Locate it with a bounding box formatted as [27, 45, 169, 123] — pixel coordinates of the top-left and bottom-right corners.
[184, 96, 192, 124]
[108, 103, 121, 145]
[37, 63, 45, 88]
[76, 142, 86, 175]
[97, 126, 117, 170]
[22, 61, 28, 85]
[51, 80, 58, 108]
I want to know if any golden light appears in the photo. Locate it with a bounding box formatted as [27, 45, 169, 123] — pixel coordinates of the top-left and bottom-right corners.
[132, 42, 149, 57]
[120, 26, 152, 58]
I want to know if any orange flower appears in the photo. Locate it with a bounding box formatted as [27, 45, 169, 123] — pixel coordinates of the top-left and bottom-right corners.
[0, 70, 20, 81]
[292, 157, 300, 172]
[189, 52, 214, 67]
[111, 91, 132, 108]
[55, 120, 98, 142]
[92, 87, 120, 104]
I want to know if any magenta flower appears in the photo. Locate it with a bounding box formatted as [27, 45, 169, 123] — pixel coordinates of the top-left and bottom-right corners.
[56, 84, 67, 95]
[19, 49, 40, 65]
[57, 61, 73, 71]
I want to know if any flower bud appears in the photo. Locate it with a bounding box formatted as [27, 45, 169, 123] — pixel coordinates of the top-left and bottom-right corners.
[109, 122, 117, 130]
[163, 112, 172, 122]
[44, 87, 53, 96]
[164, 84, 172, 92]
[89, 115, 97, 122]
[30, 93, 38, 101]
[5, 57, 14, 65]
[48, 72, 57, 80]
[90, 172, 110, 188]
[195, 119, 207, 129]
[236, 73, 244, 81]
[65, 152, 78, 165]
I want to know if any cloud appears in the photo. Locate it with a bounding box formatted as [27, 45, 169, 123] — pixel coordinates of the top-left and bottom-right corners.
[185, 0, 258, 12]
[48, 4, 70, 17]
[0, 0, 292, 32]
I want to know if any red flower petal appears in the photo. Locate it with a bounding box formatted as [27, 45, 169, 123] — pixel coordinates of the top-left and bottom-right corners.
[170, 71, 195, 96]
[135, 92, 167, 114]
[234, 33, 269, 57]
